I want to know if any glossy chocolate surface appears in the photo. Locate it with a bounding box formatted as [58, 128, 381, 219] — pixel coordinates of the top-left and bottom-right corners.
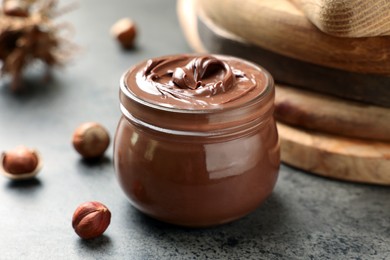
[125, 54, 267, 109]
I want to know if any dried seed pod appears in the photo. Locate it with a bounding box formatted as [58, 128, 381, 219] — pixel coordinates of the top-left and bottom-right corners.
[0, 0, 76, 91]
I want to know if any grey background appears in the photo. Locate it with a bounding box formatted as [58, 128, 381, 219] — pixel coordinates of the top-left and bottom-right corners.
[0, 0, 389, 259]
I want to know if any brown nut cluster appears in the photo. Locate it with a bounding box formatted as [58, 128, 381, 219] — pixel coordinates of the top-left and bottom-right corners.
[110, 18, 137, 49]
[72, 201, 111, 239]
[1, 146, 42, 180]
[72, 122, 110, 159]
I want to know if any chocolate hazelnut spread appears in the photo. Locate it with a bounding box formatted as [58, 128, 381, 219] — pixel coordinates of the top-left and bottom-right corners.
[114, 54, 280, 227]
[126, 54, 267, 109]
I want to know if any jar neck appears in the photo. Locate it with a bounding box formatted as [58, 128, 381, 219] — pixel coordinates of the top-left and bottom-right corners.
[119, 75, 275, 137]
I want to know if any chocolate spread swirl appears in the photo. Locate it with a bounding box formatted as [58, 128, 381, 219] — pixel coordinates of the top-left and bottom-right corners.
[170, 56, 234, 93]
[127, 55, 266, 109]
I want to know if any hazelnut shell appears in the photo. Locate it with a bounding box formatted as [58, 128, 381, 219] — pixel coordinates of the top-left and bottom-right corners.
[72, 201, 111, 239]
[110, 18, 137, 49]
[72, 122, 110, 159]
[0, 147, 42, 180]
[3, 0, 29, 17]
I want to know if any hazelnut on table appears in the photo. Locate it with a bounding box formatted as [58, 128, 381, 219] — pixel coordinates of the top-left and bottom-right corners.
[110, 18, 137, 49]
[72, 122, 110, 159]
[72, 201, 111, 239]
[0, 146, 42, 180]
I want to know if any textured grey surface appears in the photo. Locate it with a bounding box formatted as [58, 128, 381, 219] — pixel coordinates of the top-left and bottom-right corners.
[0, 0, 389, 259]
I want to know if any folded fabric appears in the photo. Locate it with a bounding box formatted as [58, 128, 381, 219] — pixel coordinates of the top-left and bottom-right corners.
[290, 0, 390, 37]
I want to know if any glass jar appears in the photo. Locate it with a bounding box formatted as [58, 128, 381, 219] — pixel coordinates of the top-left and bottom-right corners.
[114, 55, 280, 227]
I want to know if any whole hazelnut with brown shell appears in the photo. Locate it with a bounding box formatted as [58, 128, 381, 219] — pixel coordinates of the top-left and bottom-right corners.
[110, 18, 137, 49]
[72, 122, 110, 159]
[72, 201, 111, 239]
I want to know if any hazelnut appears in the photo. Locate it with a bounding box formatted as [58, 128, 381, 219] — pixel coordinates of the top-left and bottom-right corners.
[2, 0, 29, 17]
[72, 201, 111, 239]
[110, 18, 137, 49]
[1, 146, 42, 180]
[72, 122, 110, 159]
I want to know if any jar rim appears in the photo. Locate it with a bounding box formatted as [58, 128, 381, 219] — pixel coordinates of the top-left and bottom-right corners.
[120, 54, 274, 115]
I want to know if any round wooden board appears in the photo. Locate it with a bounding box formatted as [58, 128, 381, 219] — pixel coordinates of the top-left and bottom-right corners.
[278, 123, 390, 185]
[275, 85, 390, 141]
[198, 0, 390, 75]
[177, 0, 390, 185]
[176, 0, 390, 107]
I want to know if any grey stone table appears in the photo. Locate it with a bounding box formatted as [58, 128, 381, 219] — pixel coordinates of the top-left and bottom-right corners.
[0, 0, 389, 259]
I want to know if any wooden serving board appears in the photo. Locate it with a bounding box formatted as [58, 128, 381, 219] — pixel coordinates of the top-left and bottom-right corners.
[278, 123, 390, 185]
[177, 0, 390, 185]
[177, 0, 390, 107]
[275, 85, 390, 141]
[198, 0, 390, 75]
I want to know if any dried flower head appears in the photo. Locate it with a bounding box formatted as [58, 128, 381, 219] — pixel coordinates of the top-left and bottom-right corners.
[0, 0, 77, 91]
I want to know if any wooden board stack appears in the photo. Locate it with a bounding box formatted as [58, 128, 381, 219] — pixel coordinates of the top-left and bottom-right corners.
[177, 0, 390, 185]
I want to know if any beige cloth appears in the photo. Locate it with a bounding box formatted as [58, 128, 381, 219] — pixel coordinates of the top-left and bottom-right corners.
[290, 0, 390, 37]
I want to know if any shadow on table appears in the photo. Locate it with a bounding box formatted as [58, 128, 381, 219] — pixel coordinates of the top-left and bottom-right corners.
[130, 193, 288, 234]
[5, 177, 43, 192]
[77, 155, 112, 169]
[77, 234, 113, 252]
[122, 192, 293, 256]
[0, 70, 65, 102]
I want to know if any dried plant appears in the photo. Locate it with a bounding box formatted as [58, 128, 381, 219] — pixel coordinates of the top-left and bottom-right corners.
[0, 0, 76, 91]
